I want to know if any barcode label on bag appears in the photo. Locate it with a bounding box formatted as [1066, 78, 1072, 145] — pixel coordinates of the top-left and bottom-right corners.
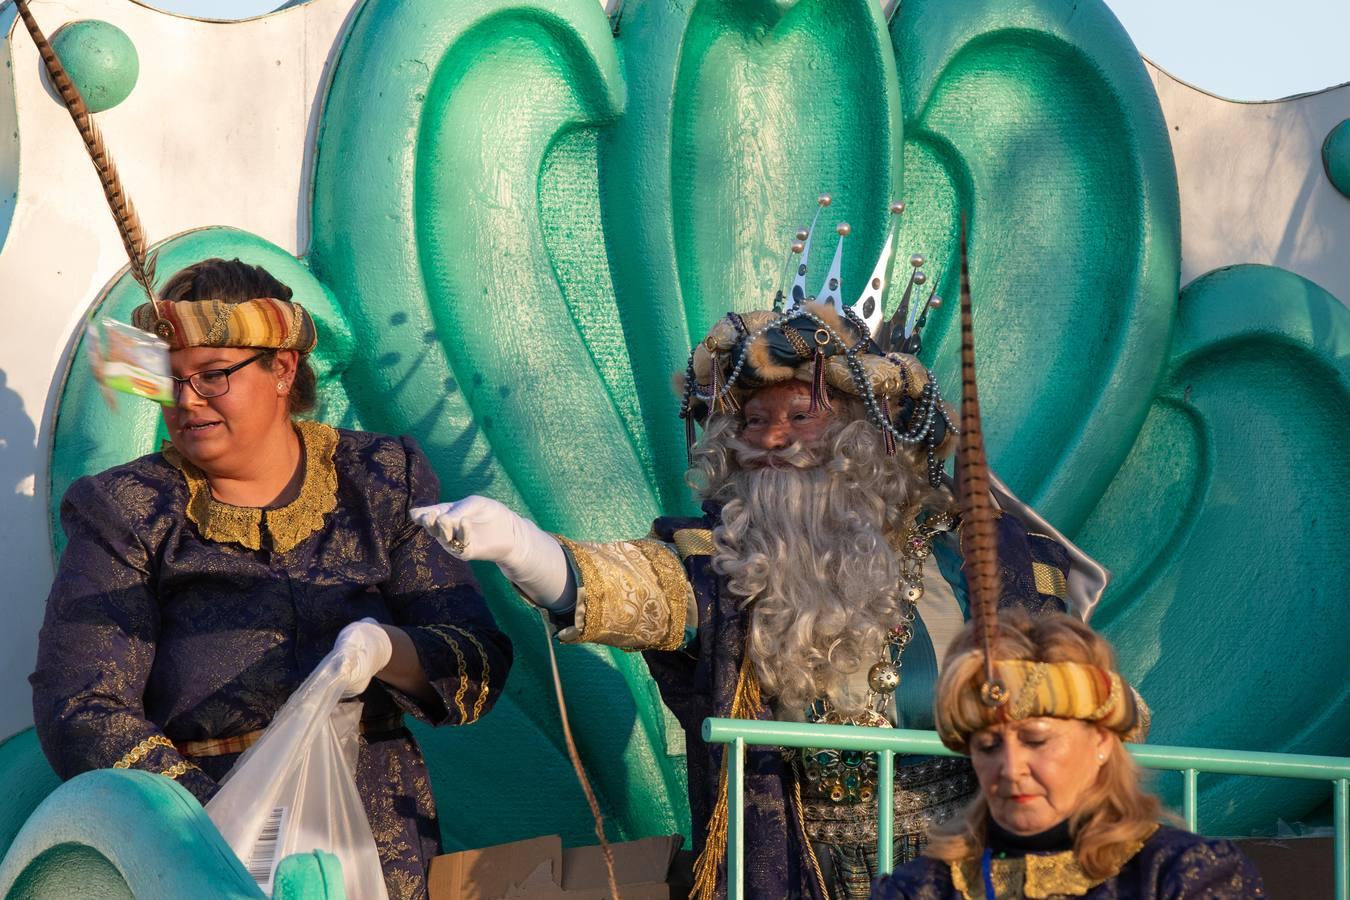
[246, 806, 288, 893]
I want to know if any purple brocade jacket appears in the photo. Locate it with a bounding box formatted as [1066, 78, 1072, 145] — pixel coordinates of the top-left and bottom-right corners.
[31, 425, 512, 900]
[870, 825, 1267, 899]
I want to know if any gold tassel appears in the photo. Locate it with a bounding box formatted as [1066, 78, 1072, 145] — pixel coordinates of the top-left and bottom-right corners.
[709, 352, 741, 416]
[690, 656, 764, 900]
[809, 348, 833, 414]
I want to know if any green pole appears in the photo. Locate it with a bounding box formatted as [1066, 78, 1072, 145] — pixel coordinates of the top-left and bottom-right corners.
[1182, 769, 1198, 832]
[876, 750, 895, 874]
[1335, 778, 1347, 900]
[728, 737, 745, 900]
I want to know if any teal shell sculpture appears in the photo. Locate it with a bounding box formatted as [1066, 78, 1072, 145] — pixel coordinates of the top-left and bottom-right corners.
[46, 0, 1350, 849]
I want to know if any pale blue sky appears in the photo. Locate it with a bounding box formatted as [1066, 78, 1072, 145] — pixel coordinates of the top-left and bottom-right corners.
[147, 0, 1349, 102]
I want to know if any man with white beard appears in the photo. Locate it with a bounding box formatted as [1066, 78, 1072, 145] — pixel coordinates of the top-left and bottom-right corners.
[414, 215, 1103, 899]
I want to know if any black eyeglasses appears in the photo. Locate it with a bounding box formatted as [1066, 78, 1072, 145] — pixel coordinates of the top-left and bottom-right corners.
[170, 351, 267, 400]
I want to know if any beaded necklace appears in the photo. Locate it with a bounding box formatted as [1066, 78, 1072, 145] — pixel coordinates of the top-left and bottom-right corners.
[797, 512, 956, 804]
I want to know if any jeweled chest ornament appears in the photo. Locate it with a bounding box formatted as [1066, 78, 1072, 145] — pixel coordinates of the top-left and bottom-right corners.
[796, 515, 954, 804]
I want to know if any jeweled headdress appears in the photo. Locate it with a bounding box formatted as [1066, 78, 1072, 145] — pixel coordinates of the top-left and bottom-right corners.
[680, 195, 957, 485]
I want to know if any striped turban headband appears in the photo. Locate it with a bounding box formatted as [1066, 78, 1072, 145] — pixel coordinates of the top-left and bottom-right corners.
[936, 656, 1141, 753]
[131, 298, 317, 353]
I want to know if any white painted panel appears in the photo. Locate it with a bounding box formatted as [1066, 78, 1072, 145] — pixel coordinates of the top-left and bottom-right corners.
[1147, 61, 1350, 303]
[0, 0, 359, 740]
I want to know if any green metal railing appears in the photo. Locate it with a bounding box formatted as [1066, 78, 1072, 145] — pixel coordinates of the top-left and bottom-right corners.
[703, 717, 1350, 900]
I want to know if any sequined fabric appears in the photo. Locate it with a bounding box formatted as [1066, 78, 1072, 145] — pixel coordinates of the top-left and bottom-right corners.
[871, 825, 1267, 899]
[31, 426, 513, 900]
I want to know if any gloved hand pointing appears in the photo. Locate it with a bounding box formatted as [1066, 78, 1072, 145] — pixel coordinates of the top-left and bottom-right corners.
[334, 617, 394, 698]
[411, 496, 574, 612]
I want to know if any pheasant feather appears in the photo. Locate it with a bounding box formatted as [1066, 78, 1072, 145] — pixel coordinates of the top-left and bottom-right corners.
[14, 1, 160, 313]
[955, 213, 1005, 704]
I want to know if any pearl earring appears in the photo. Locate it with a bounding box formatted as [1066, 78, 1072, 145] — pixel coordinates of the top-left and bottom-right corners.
[1097, 752, 1106, 762]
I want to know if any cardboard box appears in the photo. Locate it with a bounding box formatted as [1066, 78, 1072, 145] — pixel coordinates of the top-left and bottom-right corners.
[428, 833, 683, 900]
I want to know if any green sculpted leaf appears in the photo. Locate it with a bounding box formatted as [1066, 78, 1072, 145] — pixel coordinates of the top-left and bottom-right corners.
[602, 0, 903, 509]
[890, 0, 1180, 531]
[309, 0, 688, 847]
[49, 228, 355, 557]
[1077, 265, 1350, 831]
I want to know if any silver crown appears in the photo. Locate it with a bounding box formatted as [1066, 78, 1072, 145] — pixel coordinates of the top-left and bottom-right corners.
[777, 195, 943, 356]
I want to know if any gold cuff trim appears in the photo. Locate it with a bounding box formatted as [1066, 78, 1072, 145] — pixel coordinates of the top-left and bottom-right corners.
[1032, 561, 1069, 599]
[428, 624, 493, 723]
[113, 734, 175, 769]
[160, 760, 201, 781]
[633, 541, 694, 651]
[671, 528, 715, 559]
[166, 420, 339, 553]
[557, 535, 691, 651]
[424, 625, 473, 723]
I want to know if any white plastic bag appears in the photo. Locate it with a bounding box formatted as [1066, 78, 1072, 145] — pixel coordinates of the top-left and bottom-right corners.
[206, 648, 390, 900]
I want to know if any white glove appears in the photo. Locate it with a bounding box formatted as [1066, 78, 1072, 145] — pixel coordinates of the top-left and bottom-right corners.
[334, 617, 394, 698]
[411, 496, 574, 612]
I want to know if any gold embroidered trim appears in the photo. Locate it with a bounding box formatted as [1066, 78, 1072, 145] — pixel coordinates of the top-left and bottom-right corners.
[556, 535, 691, 651]
[113, 734, 175, 769]
[424, 625, 472, 723]
[165, 420, 339, 553]
[672, 528, 715, 559]
[1032, 561, 1069, 598]
[948, 826, 1157, 898]
[633, 540, 693, 651]
[160, 760, 200, 781]
[437, 624, 493, 723]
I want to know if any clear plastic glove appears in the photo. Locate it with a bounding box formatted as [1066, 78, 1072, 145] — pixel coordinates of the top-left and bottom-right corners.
[333, 617, 394, 698]
[411, 496, 574, 612]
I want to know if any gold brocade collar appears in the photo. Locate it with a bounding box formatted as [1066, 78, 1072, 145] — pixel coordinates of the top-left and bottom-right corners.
[164, 420, 339, 553]
[948, 825, 1157, 899]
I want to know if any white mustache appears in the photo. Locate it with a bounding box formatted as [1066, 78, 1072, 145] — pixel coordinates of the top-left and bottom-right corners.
[727, 436, 823, 470]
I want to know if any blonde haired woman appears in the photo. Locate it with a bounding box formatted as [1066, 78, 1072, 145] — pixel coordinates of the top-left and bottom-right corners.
[872, 611, 1265, 899]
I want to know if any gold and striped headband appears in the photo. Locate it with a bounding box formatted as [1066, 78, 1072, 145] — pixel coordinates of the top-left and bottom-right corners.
[936, 656, 1139, 753]
[131, 298, 317, 353]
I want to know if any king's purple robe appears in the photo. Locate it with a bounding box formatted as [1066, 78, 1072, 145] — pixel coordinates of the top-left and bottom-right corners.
[556, 500, 1072, 899]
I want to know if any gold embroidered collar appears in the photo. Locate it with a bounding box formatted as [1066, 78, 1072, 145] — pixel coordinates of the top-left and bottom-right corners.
[164, 419, 339, 553]
[948, 826, 1156, 899]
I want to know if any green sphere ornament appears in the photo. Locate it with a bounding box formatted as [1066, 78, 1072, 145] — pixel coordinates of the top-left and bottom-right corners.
[1324, 119, 1350, 198]
[50, 20, 138, 113]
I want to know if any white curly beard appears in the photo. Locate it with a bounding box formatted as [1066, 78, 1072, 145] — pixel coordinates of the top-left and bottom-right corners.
[687, 409, 930, 716]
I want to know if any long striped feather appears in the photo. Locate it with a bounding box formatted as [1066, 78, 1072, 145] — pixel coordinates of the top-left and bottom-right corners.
[955, 213, 1004, 700]
[14, 1, 159, 312]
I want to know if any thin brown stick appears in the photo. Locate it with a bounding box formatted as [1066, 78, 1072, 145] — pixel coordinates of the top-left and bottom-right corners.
[541, 613, 622, 899]
[955, 213, 1002, 697]
[13, 0, 159, 311]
